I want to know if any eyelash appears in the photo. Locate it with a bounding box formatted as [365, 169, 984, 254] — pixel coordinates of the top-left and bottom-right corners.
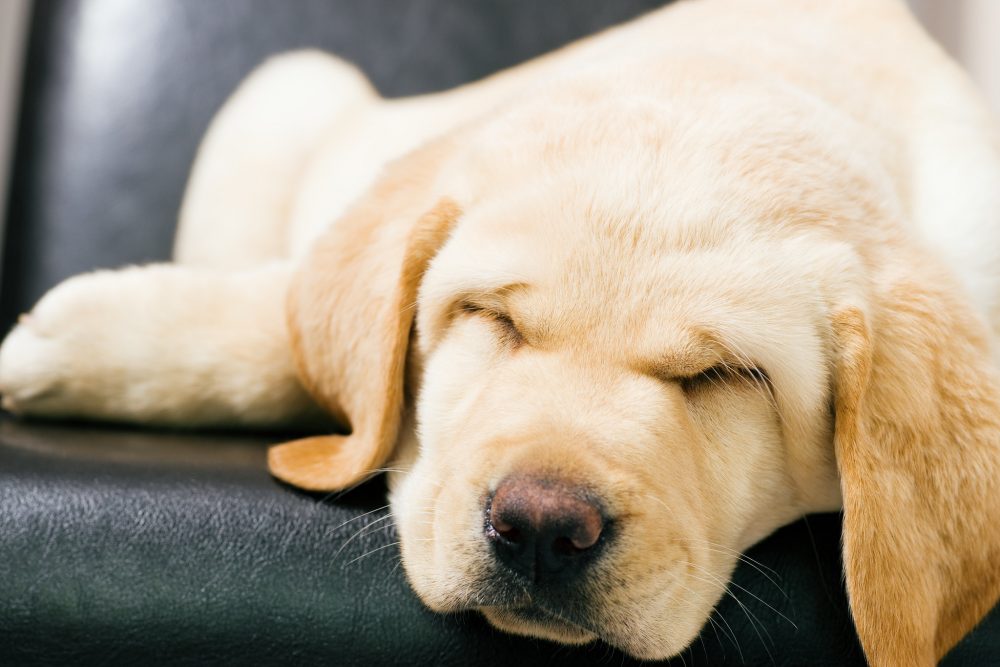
[679, 364, 770, 392]
[459, 302, 524, 346]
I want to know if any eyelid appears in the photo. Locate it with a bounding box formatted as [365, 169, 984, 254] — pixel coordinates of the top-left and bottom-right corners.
[458, 301, 489, 314]
[459, 301, 507, 319]
[458, 301, 524, 345]
[678, 363, 770, 390]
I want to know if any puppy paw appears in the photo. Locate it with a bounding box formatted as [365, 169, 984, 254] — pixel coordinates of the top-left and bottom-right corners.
[0, 311, 66, 414]
[0, 263, 326, 429]
[0, 270, 132, 419]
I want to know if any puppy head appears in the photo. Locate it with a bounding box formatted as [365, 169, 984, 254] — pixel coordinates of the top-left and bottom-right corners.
[271, 93, 1000, 663]
[394, 172, 846, 657]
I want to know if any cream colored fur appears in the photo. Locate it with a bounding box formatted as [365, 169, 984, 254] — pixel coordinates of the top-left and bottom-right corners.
[2, 0, 999, 663]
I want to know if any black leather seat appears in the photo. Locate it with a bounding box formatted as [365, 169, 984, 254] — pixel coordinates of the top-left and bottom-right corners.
[1, 2, 998, 664]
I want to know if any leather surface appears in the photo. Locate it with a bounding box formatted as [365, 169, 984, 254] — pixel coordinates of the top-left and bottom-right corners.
[2, 1, 1000, 664]
[2, 415, 998, 666]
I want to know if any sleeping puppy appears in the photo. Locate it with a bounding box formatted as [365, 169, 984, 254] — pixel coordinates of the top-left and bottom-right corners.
[2, 0, 999, 663]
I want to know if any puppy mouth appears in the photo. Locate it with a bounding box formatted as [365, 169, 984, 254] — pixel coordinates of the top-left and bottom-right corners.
[479, 604, 598, 645]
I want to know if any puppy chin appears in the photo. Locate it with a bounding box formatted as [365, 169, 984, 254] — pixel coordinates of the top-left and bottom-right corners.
[479, 607, 597, 645]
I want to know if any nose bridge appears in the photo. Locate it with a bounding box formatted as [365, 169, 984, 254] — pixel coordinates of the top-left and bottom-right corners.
[498, 347, 677, 454]
[505, 348, 626, 425]
[467, 349, 675, 509]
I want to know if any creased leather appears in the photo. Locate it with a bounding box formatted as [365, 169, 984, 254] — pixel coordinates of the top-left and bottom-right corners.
[1, 417, 997, 665]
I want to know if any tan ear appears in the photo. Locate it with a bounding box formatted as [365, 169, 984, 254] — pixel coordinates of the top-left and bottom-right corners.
[831, 264, 1000, 665]
[268, 144, 461, 491]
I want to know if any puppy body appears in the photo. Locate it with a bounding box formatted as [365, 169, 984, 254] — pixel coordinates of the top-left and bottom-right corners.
[3, 0, 998, 419]
[2, 1, 999, 663]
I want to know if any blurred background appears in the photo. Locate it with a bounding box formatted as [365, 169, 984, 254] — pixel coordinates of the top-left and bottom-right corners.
[0, 0, 997, 326]
[909, 0, 1000, 111]
[0, 0, 31, 268]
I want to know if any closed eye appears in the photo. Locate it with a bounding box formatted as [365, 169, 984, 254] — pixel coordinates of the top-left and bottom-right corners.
[679, 364, 770, 393]
[459, 302, 524, 347]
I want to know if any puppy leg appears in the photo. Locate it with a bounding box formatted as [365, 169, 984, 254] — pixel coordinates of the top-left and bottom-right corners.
[174, 50, 378, 268]
[0, 263, 327, 429]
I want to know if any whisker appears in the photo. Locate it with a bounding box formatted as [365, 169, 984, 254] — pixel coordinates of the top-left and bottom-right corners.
[642, 493, 785, 593]
[325, 504, 391, 537]
[693, 546, 788, 599]
[681, 561, 777, 665]
[347, 541, 402, 566]
[334, 514, 396, 559]
[669, 575, 744, 661]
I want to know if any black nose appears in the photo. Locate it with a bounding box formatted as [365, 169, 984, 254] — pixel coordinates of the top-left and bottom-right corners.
[486, 475, 605, 584]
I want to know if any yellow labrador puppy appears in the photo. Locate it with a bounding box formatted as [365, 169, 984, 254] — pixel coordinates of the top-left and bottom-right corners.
[2, 0, 999, 663]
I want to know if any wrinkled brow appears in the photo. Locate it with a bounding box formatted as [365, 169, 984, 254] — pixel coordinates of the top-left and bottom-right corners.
[633, 330, 753, 381]
[452, 282, 529, 313]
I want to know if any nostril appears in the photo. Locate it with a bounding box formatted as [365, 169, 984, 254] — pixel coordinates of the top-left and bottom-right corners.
[499, 527, 522, 543]
[490, 513, 511, 534]
[552, 536, 580, 556]
[487, 498, 525, 545]
[567, 510, 602, 551]
[494, 520, 523, 544]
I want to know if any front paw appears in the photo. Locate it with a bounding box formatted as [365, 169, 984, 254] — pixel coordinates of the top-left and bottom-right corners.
[0, 313, 66, 415]
[0, 270, 126, 419]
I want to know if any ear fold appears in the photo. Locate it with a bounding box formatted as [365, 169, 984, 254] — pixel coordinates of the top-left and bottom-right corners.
[831, 267, 1000, 665]
[268, 143, 461, 491]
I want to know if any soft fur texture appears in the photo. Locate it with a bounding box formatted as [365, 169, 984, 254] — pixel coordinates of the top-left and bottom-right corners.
[2, 0, 999, 663]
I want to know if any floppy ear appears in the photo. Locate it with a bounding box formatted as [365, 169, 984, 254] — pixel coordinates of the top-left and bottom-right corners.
[268, 144, 461, 491]
[831, 260, 1000, 665]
